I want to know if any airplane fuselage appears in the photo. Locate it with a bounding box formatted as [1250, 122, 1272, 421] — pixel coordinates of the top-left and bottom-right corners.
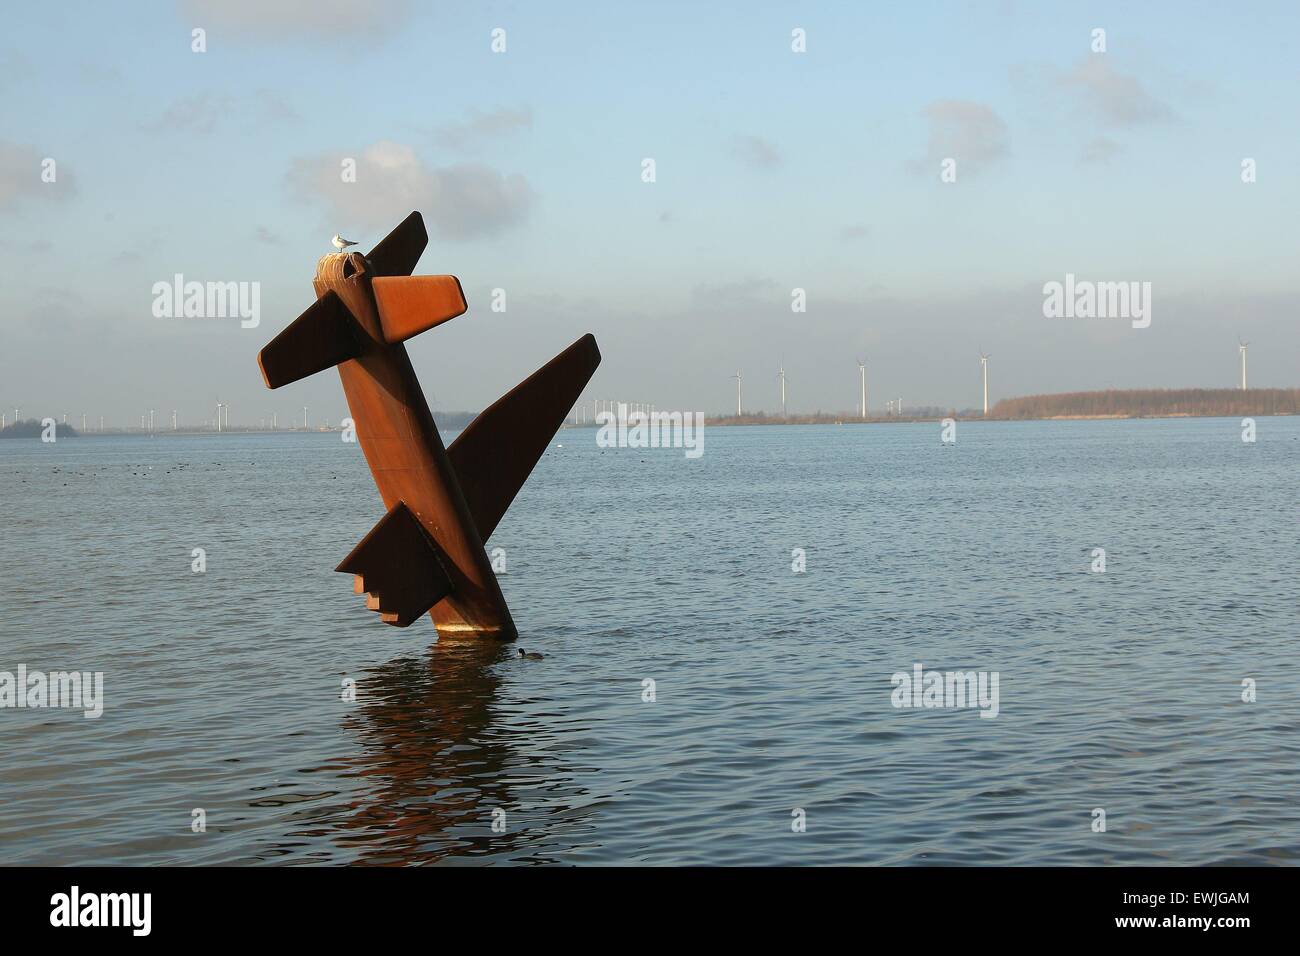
[314, 252, 516, 638]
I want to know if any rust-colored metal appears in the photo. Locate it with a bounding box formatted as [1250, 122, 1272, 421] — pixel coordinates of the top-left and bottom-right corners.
[372, 275, 467, 343]
[257, 211, 600, 640]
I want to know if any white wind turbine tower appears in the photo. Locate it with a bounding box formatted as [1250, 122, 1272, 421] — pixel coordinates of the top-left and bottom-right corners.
[1239, 339, 1249, 390]
[214, 401, 223, 432]
[732, 370, 742, 416]
[979, 350, 991, 416]
[856, 358, 867, 420]
[777, 366, 787, 418]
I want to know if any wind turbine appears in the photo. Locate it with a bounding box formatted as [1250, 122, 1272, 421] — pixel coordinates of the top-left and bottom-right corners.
[1238, 339, 1249, 391]
[979, 350, 991, 416]
[732, 370, 742, 416]
[856, 358, 867, 420]
[777, 366, 787, 418]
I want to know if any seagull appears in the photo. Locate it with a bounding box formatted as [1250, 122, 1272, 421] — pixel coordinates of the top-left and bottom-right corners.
[331, 234, 358, 254]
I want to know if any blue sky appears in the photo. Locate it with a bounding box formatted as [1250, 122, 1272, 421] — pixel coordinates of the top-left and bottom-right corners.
[2, 0, 1297, 424]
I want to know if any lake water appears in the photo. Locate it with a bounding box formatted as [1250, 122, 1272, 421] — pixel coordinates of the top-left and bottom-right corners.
[1, 418, 1297, 865]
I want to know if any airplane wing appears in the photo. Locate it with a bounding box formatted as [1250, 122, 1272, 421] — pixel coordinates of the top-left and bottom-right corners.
[448, 333, 600, 542]
[371, 275, 468, 344]
[336, 501, 454, 627]
[257, 291, 364, 389]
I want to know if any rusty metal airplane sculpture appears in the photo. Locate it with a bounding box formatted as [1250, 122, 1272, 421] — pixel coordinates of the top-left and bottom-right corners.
[257, 211, 600, 640]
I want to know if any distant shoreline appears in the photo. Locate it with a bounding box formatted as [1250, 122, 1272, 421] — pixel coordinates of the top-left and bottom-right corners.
[5, 386, 1296, 438]
[5, 410, 1292, 439]
[698, 411, 1299, 427]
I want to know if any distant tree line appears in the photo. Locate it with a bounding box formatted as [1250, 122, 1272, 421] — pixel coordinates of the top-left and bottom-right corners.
[433, 411, 479, 429]
[0, 419, 79, 439]
[989, 388, 1300, 419]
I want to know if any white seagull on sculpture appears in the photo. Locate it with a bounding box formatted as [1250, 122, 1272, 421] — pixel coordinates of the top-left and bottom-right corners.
[331, 234, 358, 254]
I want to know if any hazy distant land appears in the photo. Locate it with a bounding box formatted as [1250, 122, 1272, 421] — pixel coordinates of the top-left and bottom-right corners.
[3, 390, 1297, 438]
[987, 387, 1300, 420]
[0, 420, 80, 439]
[710, 388, 1300, 425]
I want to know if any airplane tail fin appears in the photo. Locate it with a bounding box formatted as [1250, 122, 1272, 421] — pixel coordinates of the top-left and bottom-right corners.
[336, 501, 454, 627]
[257, 291, 363, 389]
[366, 211, 428, 278]
[448, 333, 600, 542]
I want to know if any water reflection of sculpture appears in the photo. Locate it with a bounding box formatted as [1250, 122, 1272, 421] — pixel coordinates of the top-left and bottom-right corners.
[332, 639, 593, 865]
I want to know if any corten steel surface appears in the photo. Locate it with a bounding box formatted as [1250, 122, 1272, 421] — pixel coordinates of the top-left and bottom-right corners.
[257, 211, 601, 640]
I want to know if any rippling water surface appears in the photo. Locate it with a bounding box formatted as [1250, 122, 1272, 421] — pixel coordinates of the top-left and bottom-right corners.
[1, 419, 1297, 865]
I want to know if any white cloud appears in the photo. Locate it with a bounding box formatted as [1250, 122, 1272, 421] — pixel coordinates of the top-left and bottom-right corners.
[140, 91, 299, 133]
[690, 276, 779, 305]
[914, 100, 1008, 175]
[139, 93, 232, 133]
[1060, 58, 1173, 126]
[1080, 136, 1122, 164]
[0, 141, 74, 209]
[434, 107, 533, 151]
[288, 140, 534, 240]
[730, 135, 782, 169]
[180, 0, 413, 44]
